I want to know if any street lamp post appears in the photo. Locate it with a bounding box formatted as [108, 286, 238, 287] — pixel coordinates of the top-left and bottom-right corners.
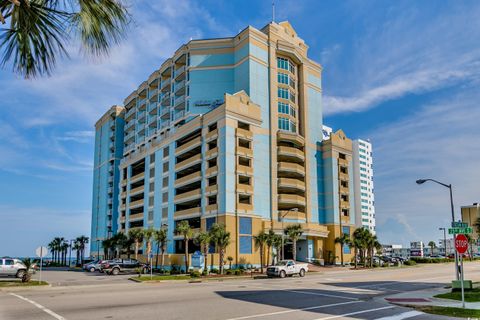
[280, 208, 298, 261]
[439, 227, 447, 255]
[416, 178, 459, 280]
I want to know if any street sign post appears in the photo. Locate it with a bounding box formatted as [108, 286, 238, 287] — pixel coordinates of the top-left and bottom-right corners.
[35, 246, 48, 283]
[448, 227, 473, 235]
[455, 234, 468, 309]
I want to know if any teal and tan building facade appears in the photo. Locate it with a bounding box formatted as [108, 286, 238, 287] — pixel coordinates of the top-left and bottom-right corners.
[91, 21, 357, 266]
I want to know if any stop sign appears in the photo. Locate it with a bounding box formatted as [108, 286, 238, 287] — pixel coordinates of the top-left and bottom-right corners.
[455, 234, 469, 254]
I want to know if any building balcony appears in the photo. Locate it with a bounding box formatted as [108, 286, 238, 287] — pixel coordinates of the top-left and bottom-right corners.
[174, 207, 201, 218]
[130, 172, 145, 182]
[138, 111, 146, 122]
[108, 199, 113, 205]
[161, 78, 171, 92]
[148, 87, 159, 100]
[205, 185, 218, 195]
[125, 107, 136, 120]
[125, 130, 135, 142]
[175, 137, 202, 156]
[160, 120, 171, 130]
[124, 143, 135, 154]
[137, 98, 147, 110]
[236, 128, 253, 140]
[205, 147, 218, 158]
[137, 124, 146, 134]
[277, 131, 305, 146]
[277, 146, 305, 162]
[174, 95, 185, 108]
[125, 120, 135, 131]
[160, 106, 170, 119]
[173, 110, 186, 121]
[130, 185, 144, 196]
[108, 176, 114, 183]
[205, 204, 218, 214]
[205, 165, 218, 177]
[279, 209, 306, 221]
[174, 65, 186, 80]
[237, 203, 253, 212]
[161, 93, 170, 106]
[236, 164, 253, 176]
[175, 154, 202, 171]
[121, 191, 126, 198]
[339, 173, 349, 181]
[129, 199, 144, 208]
[175, 171, 201, 187]
[278, 194, 306, 206]
[148, 119, 157, 130]
[119, 216, 126, 223]
[338, 158, 348, 166]
[108, 187, 113, 194]
[278, 162, 305, 177]
[174, 188, 201, 203]
[340, 200, 350, 209]
[129, 212, 144, 221]
[237, 146, 253, 158]
[174, 80, 186, 95]
[148, 102, 158, 114]
[205, 128, 218, 141]
[236, 183, 253, 194]
[278, 178, 305, 191]
[120, 204, 126, 211]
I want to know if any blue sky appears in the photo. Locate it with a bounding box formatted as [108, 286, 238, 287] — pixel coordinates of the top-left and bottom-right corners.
[1, 0, 479, 256]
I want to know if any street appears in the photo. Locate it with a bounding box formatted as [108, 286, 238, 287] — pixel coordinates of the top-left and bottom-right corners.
[1, 263, 479, 320]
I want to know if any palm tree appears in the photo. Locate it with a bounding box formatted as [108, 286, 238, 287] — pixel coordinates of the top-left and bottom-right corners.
[352, 228, 370, 266]
[265, 229, 277, 267]
[209, 223, 231, 275]
[176, 221, 193, 272]
[0, 0, 130, 78]
[154, 228, 168, 270]
[101, 238, 113, 260]
[367, 234, 381, 268]
[21, 258, 33, 282]
[334, 233, 350, 266]
[52, 237, 63, 264]
[143, 227, 155, 264]
[227, 256, 233, 270]
[428, 241, 437, 256]
[194, 231, 211, 275]
[128, 228, 144, 261]
[270, 233, 283, 265]
[285, 224, 303, 262]
[60, 240, 69, 266]
[76, 235, 89, 265]
[48, 241, 55, 264]
[111, 232, 127, 258]
[253, 231, 268, 273]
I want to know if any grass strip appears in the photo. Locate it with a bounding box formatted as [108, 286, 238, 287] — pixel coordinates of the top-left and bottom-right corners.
[415, 305, 480, 318]
[435, 288, 480, 303]
[0, 281, 48, 287]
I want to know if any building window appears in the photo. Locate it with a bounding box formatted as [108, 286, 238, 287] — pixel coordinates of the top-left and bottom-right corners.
[163, 161, 169, 172]
[162, 192, 168, 203]
[239, 194, 251, 205]
[162, 207, 168, 219]
[238, 156, 251, 167]
[206, 217, 216, 231]
[163, 177, 168, 188]
[238, 121, 250, 130]
[208, 123, 217, 132]
[277, 72, 289, 84]
[278, 102, 289, 115]
[208, 195, 217, 205]
[239, 236, 252, 254]
[208, 176, 217, 186]
[163, 147, 169, 158]
[278, 117, 296, 133]
[239, 217, 252, 234]
[150, 153, 155, 163]
[208, 158, 217, 168]
[278, 88, 289, 100]
[238, 175, 251, 185]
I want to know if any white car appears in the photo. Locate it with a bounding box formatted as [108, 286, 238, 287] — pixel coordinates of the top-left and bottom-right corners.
[266, 260, 308, 278]
[0, 258, 27, 278]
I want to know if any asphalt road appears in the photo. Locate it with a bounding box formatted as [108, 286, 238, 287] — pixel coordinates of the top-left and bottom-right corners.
[1, 262, 479, 320]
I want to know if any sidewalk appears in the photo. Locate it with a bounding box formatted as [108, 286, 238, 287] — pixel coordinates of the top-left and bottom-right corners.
[383, 287, 480, 310]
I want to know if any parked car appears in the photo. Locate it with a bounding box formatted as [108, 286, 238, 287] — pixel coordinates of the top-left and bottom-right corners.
[266, 260, 308, 278]
[0, 257, 28, 278]
[102, 259, 149, 275]
[83, 260, 104, 272]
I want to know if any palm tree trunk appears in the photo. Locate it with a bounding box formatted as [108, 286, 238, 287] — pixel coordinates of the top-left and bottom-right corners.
[155, 242, 160, 269]
[219, 248, 224, 275]
[292, 240, 297, 261]
[266, 245, 271, 267]
[340, 244, 344, 266]
[354, 247, 357, 268]
[135, 242, 139, 260]
[161, 248, 165, 270]
[184, 239, 189, 272]
[260, 246, 264, 273]
[204, 246, 208, 274]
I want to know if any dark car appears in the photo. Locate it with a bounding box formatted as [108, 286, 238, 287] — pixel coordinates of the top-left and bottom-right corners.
[102, 259, 149, 275]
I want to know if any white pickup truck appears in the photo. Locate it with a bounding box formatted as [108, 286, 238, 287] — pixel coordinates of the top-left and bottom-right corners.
[266, 260, 308, 278]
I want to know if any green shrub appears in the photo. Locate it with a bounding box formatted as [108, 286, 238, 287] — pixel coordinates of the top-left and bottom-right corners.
[190, 270, 201, 278]
[404, 260, 417, 266]
[234, 269, 242, 275]
[170, 265, 181, 275]
[226, 269, 233, 275]
[210, 268, 219, 274]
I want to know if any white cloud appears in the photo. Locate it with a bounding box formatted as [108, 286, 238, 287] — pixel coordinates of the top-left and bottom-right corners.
[373, 89, 480, 245]
[323, 3, 480, 115]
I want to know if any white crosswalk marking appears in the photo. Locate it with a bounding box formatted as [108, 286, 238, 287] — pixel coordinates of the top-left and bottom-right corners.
[9, 293, 66, 320]
[375, 310, 423, 320]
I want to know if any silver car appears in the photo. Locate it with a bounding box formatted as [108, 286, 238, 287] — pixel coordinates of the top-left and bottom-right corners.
[0, 258, 27, 278]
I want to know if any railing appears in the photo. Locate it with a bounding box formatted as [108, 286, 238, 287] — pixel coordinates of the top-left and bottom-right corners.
[161, 78, 171, 90]
[147, 102, 158, 113]
[175, 80, 186, 93]
[174, 95, 185, 107]
[137, 98, 147, 107]
[125, 121, 135, 130]
[173, 110, 185, 120]
[148, 88, 159, 99]
[160, 107, 170, 118]
[138, 111, 146, 121]
[174, 65, 186, 79]
[160, 120, 170, 130]
[161, 93, 170, 106]
[126, 108, 136, 118]
[125, 131, 135, 141]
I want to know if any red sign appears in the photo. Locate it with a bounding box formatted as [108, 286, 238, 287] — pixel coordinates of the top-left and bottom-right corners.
[455, 234, 468, 254]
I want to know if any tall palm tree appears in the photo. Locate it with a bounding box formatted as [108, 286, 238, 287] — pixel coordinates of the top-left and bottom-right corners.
[428, 241, 437, 256]
[285, 224, 303, 262]
[60, 240, 69, 266]
[265, 229, 277, 267]
[270, 233, 283, 265]
[75, 235, 89, 265]
[154, 228, 168, 269]
[367, 234, 381, 268]
[142, 227, 155, 264]
[352, 228, 370, 266]
[194, 231, 211, 275]
[176, 221, 193, 272]
[128, 228, 143, 261]
[48, 240, 55, 263]
[253, 231, 268, 273]
[52, 237, 63, 263]
[0, 0, 131, 78]
[101, 238, 112, 260]
[111, 232, 127, 258]
[334, 233, 350, 266]
[209, 223, 231, 275]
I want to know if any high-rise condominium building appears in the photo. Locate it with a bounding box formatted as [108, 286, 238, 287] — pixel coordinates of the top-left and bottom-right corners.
[91, 21, 355, 266]
[323, 126, 376, 233]
[352, 139, 375, 233]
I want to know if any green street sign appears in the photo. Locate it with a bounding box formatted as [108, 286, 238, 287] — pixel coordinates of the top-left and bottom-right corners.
[448, 227, 473, 235]
[451, 222, 468, 228]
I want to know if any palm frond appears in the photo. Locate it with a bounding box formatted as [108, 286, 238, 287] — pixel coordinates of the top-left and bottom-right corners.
[72, 0, 129, 56]
[0, 0, 70, 78]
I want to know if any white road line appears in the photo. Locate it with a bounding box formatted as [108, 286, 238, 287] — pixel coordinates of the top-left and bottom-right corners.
[312, 306, 395, 320]
[9, 293, 66, 320]
[288, 290, 359, 300]
[224, 301, 362, 320]
[375, 310, 423, 320]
